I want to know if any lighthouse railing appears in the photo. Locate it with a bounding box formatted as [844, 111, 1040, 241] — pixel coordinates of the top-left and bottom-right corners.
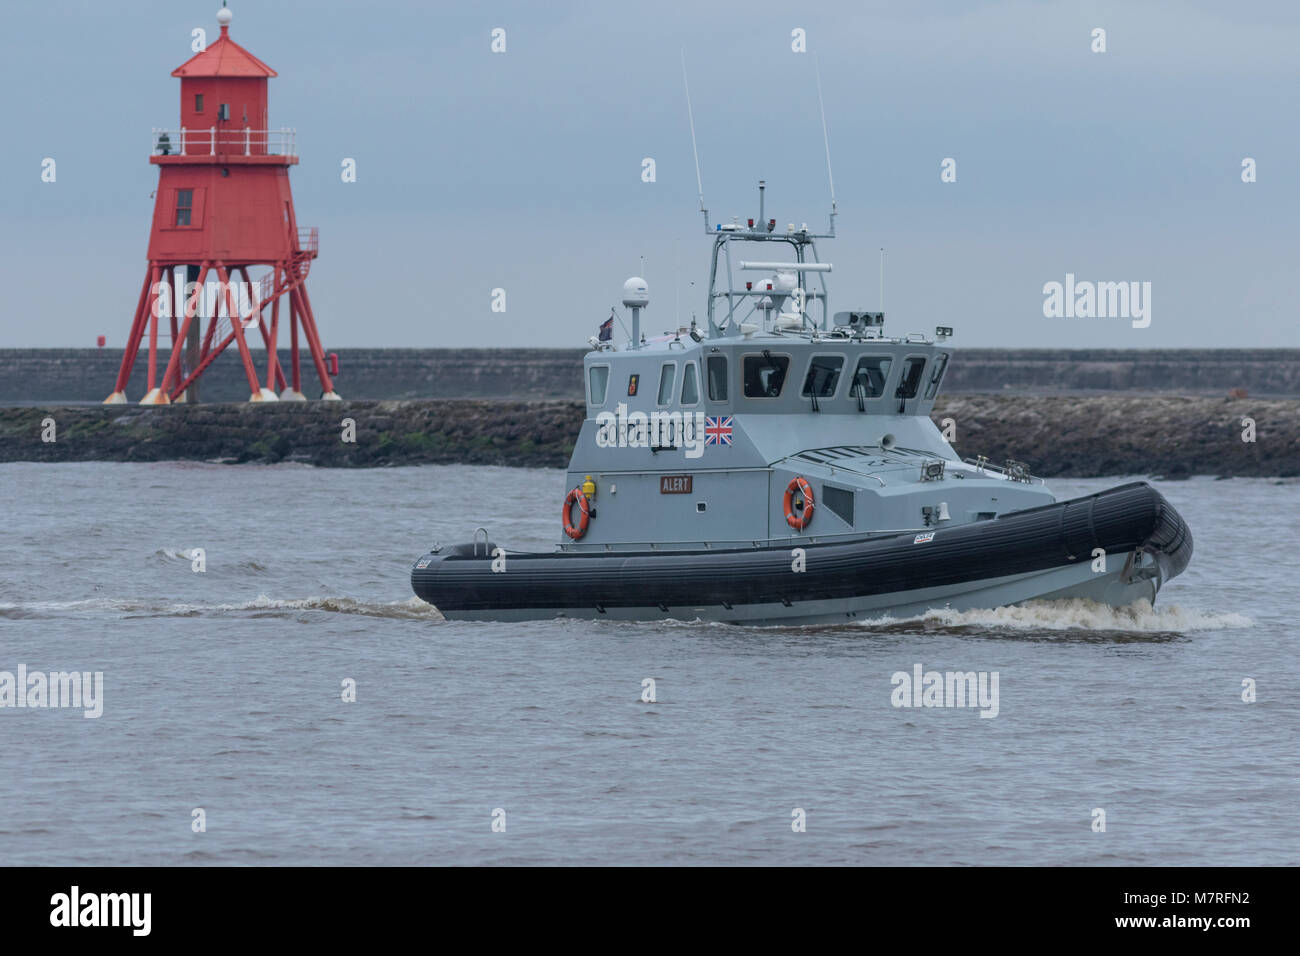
[295, 227, 319, 255]
[151, 128, 298, 158]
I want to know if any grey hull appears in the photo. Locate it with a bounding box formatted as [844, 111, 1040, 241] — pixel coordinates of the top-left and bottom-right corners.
[414, 481, 1191, 626]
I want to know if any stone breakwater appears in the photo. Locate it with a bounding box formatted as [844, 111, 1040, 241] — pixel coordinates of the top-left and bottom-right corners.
[4, 348, 1300, 403]
[1, 396, 1295, 477]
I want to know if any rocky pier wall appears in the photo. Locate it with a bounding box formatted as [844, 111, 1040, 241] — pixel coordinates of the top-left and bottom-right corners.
[2, 395, 1294, 477]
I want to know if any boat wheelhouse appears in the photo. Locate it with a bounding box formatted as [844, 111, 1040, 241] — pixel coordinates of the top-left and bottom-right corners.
[562, 182, 1050, 554]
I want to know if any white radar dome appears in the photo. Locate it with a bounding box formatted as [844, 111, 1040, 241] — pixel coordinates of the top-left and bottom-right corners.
[771, 271, 798, 293]
[621, 277, 649, 308]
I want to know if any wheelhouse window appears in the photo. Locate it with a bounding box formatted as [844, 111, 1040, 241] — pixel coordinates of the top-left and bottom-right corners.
[707, 355, 728, 401]
[923, 353, 949, 400]
[801, 355, 844, 398]
[848, 356, 892, 399]
[896, 356, 927, 400]
[656, 363, 676, 406]
[174, 189, 193, 226]
[680, 362, 700, 405]
[588, 365, 609, 406]
[920, 353, 951, 398]
[194, 93, 204, 113]
[743, 354, 790, 398]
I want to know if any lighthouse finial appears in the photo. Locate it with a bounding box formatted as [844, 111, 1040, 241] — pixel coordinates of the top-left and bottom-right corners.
[217, 3, 231, 33]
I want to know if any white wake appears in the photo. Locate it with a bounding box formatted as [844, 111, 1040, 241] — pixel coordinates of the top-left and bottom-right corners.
[900, 598, 1252, 632]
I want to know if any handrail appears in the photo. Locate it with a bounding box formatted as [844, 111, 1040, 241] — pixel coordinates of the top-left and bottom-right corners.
[559, 525, 931, 553]
[151, 127, 298, 157]
[961, 456, 1044, 485]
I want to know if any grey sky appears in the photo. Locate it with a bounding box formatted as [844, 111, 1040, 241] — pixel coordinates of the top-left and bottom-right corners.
[2, 0, 1296, 349]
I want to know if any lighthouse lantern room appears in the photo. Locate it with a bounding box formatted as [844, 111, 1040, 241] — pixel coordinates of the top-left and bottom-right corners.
[106, 4, 339, 404]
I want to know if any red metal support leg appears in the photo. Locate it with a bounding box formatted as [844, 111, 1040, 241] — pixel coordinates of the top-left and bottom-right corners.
[215, 263, 264, 398]
[253, 302, 288, 392]
[293, 283, 335, 395]
[164, 271, 179, 393]
[197, 271, 218, 360]
[267, 266, 283, 391]
[170, 328, 239, 397]
[289, 281, 302, 394]
[241, 266, 286, 392]
[160, 263, 210, 401]
[145, 264, 163, 392]
[108, 268, 155, 399]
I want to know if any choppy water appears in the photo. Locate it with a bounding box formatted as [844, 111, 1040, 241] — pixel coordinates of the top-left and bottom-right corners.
[0, 462, 1294, 865]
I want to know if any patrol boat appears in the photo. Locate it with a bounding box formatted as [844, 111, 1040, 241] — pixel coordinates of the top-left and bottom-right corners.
[411, 184, 1192, 624]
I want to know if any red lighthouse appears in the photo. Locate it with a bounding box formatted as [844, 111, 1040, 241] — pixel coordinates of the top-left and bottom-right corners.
[106, 3, 339, 404]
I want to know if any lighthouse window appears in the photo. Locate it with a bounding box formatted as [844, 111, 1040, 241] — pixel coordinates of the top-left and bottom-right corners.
[194, 94, 204, 113]
[896, 356, 927, 400]
[656, 364, 676, 406]
[923, 353, 949, 400]
[707, 356, 728, 401]
[801, 355, 845, 398]
[680, 363, 700, 405]
[588, 365, 609, 406]
[174, 189, 194, 227]
[743, 354, 790, 398]
[849, 356, 892, 399]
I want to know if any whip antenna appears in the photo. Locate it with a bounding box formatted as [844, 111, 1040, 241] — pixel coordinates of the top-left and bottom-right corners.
[681, 51, 709, 234]
[880, 248, 885, 310]
[815, 55, 837, 235]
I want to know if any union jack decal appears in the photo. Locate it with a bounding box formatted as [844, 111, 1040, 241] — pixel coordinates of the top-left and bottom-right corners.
[704, 416, 734, 446]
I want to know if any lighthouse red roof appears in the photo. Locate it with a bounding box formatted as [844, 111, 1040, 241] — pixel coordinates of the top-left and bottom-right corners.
[172, 19, 276, 78]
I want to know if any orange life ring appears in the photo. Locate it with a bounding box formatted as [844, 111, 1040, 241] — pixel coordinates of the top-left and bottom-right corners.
[563, 487, 590, 539]
[783, 477, 815, 531]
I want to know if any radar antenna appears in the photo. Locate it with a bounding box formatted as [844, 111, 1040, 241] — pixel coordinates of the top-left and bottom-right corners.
[814, 55, 837, 235]
[681, 51, 709, 234]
